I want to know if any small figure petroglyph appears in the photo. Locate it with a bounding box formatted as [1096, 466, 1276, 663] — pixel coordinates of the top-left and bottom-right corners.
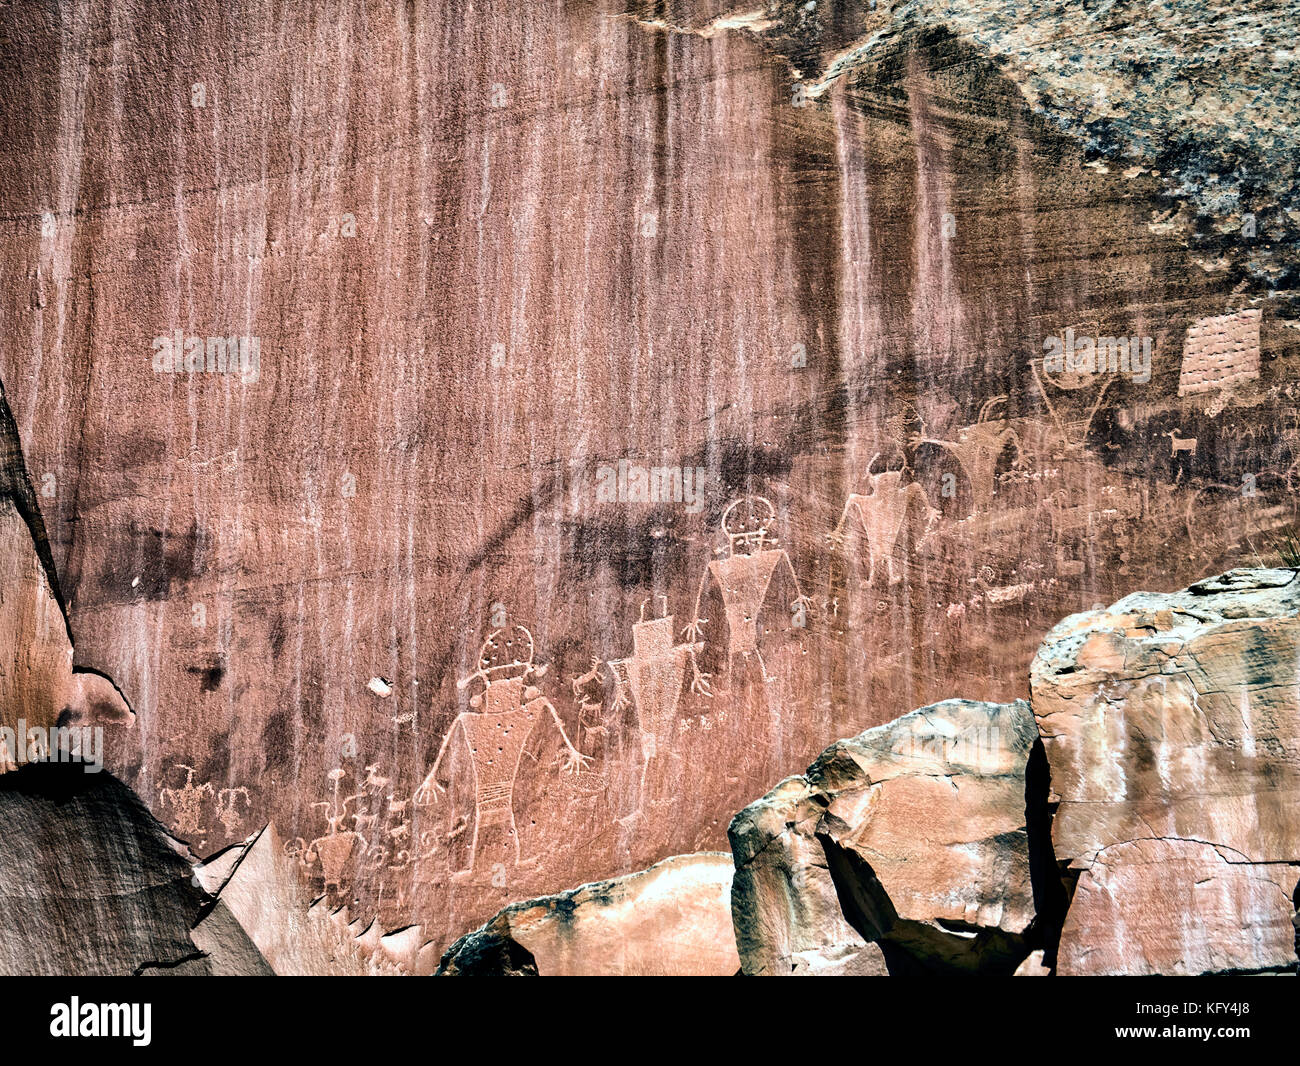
[159, 765, 213, 837]
[216, 786, 250, 835]
[290, 768, 368, 894]
[607, 597, 706, 794]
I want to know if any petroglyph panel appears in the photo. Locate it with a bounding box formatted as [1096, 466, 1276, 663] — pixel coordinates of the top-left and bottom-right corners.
[1, 0, 1298, 967]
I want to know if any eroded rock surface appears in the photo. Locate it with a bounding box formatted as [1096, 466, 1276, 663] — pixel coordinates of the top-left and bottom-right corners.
[193, 824, 434, 976]
[731, 698, 1042, 974]
[0, 382, 130, 767]
[1057, 837, 1298, 976]
[438, 853, 740, 976]
[1031, 568, 1300, 974]
[0, 762, 266, 975]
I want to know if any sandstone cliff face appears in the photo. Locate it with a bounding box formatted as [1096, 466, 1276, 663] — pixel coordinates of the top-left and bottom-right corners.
[2, 0, 1299, 964]
[1031, 568, 1300, 975]
[0, 381, 130, 768]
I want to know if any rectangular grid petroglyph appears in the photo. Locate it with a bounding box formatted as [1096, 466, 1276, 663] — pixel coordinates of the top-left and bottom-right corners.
[1177, 309, 1261, 395]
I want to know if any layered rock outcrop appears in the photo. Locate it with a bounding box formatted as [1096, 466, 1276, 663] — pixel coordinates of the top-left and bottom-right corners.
[1, 0, 1298, 973]
[4, 0, 1298, 959]
[1031, 568, 1300, 975]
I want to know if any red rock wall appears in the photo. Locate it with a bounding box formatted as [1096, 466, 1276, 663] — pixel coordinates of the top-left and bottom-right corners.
[2, 0, 1296, 956]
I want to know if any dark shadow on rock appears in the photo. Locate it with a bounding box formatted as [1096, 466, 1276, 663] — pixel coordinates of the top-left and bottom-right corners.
[436, 914, 539, 976]
[1024, 737, 1070, 970]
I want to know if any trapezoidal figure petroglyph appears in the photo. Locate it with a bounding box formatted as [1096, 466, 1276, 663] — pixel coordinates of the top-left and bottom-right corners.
[684, 495, 811, 687]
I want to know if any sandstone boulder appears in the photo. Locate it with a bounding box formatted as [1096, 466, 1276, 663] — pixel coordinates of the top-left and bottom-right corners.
[731, 698, 1043, 974]
[1031, 568, 1300, 974]
[729, 775, 887, 976]
[1014, 949, 1051, 976]
[438, 853, 739, 976]
[1057, 837, 1298, 976]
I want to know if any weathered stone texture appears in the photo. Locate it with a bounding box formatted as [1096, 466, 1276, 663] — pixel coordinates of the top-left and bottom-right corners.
[1179, 310, 1262, 396]
[439, 852, 740, 976]
[1031, 568, 1300, 974]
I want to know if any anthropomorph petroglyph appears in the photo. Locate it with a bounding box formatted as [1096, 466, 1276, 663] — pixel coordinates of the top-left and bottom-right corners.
[287, 768, 368, 894]
[605, 596, 705, 794]
[911, 397, 1027, 514]
[1030, 356, 1115, 452]
[828, 453, 941, 585]
[363, 792, 412, 878]
[684, 496, 811, 686]
[216, 785, 251, 834]
[158, 764, 213, 837]
[414, 625, 590, 869]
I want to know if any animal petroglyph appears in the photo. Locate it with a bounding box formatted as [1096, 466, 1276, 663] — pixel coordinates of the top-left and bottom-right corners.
[1163, 429, 1198, 456]
[414, 625, 590, 869]
[684, 496, 811, 686]
[828, 454, 941, 584]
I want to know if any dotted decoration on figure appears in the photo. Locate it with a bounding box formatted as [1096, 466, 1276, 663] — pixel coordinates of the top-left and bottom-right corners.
[413, 625, 590, 869]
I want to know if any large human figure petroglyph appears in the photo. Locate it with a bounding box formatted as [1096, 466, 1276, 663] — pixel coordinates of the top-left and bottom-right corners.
[828, 454, 941, 585]
[414, 625, 590, 869]
[683, 496, 811, 687]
